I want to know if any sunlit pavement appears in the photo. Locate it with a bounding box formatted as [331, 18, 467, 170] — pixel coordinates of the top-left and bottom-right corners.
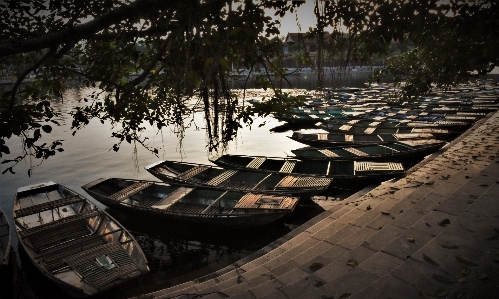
[135, 111, 499, 299]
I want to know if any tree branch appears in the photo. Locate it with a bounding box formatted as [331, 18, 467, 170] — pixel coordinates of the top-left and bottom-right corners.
[0, 0, 176, 58]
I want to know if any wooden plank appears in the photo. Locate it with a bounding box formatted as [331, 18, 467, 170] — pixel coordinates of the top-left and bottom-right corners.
[108, 182, 152, 201]
[344, 147, 369, 156]
[14, 196, 84, 218]
[177, 165, 209, 180]
[246, 157, 266, 169]
[279, 160, 296, 173]
[206, 170, 238, 186]
[318, 149, 339, 157]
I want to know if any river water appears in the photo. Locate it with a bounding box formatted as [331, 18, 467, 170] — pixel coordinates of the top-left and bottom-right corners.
[1, 86, 354, 298]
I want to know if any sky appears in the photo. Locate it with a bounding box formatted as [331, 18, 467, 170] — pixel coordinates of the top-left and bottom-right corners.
[265, 1, 317, 37]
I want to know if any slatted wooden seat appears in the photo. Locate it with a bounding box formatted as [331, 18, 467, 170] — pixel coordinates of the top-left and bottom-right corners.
[318, 149, 339, 157]
[206, 170, 238, 186]
[29, 219, 92, 252]
[364, 127, 376, 134]
[318, 133, 328, 140]
[65, 242, 139, 289]
[339, 125, 352, 131]
[279, 160, 296, 173]
[14, 196, 84, 218]
[276, 176, 331, 188]
[234, 194, 297, 210]
[246, 157, 266, 169]
[347, 119, 360, 124]
[108, 182, 152, 201]
[177, 166, 209, 180]
[355, 162, 404, 172]
[345, 134, 354, 142]
[344, 147, 369, 156]
[40, 234, 106, 272]
[18, 210, 101, 239]
[167, 202, 208, 214]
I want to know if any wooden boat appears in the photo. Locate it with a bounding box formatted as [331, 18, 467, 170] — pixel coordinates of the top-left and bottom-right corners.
[82, 178, 299, 229]
[317, 117, 470, 131]
[145, 160, 332, 198]
[13, 182, 149, 298]
[209, 155, 405, 190]
[319, 125, 452, 136]
[289, 132, 437, 147]
[0, 208, 11, 269]
[290, 140, 446, 163]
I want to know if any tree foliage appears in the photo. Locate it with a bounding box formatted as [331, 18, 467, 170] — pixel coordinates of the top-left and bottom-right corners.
[1, 0, 498, 175]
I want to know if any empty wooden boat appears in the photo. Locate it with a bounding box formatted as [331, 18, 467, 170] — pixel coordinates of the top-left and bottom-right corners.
[145, 160, 332, 198]
[289, 132, 437, 147]
[0, 208, 11, 269]
[82, 178, 299, 229]
[13, 182, 149, 298]
[209, 155, 405, 190]
[290, 140, 446, 163]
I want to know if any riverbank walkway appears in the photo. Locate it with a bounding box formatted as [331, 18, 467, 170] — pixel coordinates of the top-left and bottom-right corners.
[138, 110, 499, 299]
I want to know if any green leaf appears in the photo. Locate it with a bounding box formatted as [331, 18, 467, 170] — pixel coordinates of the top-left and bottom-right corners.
[205, 57, 214, 68]
[435, 289, 448, 298]
[460, 266, 470, 276]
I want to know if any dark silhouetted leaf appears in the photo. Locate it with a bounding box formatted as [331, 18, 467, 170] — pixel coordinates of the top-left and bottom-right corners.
[423, 254, 439, 266]
[455, 255, 477, 266]
[347, 259, 358, 267]
[42, 125, 52, 133]
[432, 274, 453, 284]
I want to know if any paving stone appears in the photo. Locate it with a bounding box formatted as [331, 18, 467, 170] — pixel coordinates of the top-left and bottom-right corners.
[334, 207, 366, 225]
[275, 267, 309, 286]
[366, 213, 395, 230]
[405, 184, 435, 200]
[324, 223, 361, 245]
[226, 291, 255, 299]
[382, 228, 434, 260]
[258, 290, 287, 299]
[247, 278, 283, 298]
[337, 226, 378, 250]
[350, 208, 381, 227]
[355, 196, 384, 211]
[328, 205, 355, 219]
[413, 192, 447, 212]
[390, 258, 464, 297]
[467, 193, 499, 217]
[357, 275, 421, 299]
[278, 274, 326, 298]
[434, 194, 475, 216]
[359, 251, 404, 277]
[326, 267, 379, 299]
[410, 232, 480, 275]
[269, 259, 300, 277]
[305, 216, 336, 234]
[294, 282, 335, 299]
[240, 256, 271, 272]
[412, 210, 457, 236]
[363, 224, 406, 251]
[240, 266, 271, 282]
[219, 280, 251, 296]
[313, 260, 352, 284]
[279, 231, 312, 251]
[310, 220, 348, 241]
[246, 272, 276, 288]
[387, 196, 417, 216]
[370, 195, 400, 212]
[444, 211, 499, 244]
[291, 240, 332, 265]
[318, 244, 350, 262]
[455, 180, 490, 199]
[299, 254, 333, 274]
[390, 207, 427, 230]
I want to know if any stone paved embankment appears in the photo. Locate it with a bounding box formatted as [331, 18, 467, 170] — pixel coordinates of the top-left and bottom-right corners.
[136, 111, 499, 299]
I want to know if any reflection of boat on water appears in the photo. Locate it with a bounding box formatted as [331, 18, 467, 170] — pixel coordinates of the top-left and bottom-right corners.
[209, 154, 405, 190]
[82, 178, 299, 229]
[290, 140, 446, 163]
[145, 160, 332, 198]
[13, 182, 149, 298]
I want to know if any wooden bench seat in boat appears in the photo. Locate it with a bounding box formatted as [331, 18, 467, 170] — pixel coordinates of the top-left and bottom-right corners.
[276, 176, 331, 188]
[18, 210, 101, 239]
[246, 157, 266, 169]
[177, 165, 209, 180]
[234, 194, 297, 210]
[279, 160, 296, 173]
[64, 242, 139, 289]
[28, 219, 93, 252]
[108, 182, 152, 201]
[167, 202, 208, 214]
[206, 170, 238, 186]
[14, 196, 84, 218]
[318, 149, 340, 157]
[344, 147, 369, 156]
[354, 162, 404, 172]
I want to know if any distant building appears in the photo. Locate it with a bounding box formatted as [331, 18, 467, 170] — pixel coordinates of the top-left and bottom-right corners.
[282, 32, 331, 68]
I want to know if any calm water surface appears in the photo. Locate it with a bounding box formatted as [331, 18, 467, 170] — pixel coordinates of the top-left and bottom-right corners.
[1, 87, 344, 298]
